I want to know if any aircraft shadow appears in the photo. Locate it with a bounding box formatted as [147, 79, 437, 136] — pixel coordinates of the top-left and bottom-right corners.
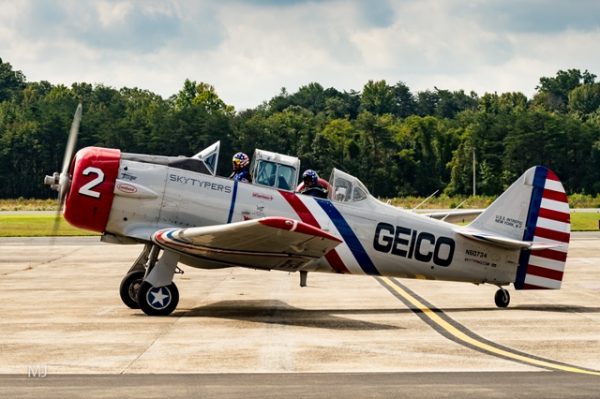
[163, 302, 600, 330]
[405, 305, 600, 314]
[173, 300, 403, 331]
[512, 304, 600, 313]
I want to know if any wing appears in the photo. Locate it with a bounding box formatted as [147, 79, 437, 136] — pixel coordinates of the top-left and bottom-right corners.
[152, 216, 342, 270]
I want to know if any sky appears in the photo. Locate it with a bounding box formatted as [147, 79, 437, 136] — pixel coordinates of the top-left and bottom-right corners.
[1, 0, 600, 110]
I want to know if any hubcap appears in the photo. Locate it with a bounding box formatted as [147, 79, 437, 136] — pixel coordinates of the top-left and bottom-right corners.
[128, 279, 142, 301]
[146, 286, 172, 310]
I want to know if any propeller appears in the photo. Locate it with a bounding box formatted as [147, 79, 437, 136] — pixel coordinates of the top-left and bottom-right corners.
[44, 102, 82, 235]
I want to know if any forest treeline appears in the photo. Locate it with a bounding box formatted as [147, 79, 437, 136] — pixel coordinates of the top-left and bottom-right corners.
[1, 57, 600, 199]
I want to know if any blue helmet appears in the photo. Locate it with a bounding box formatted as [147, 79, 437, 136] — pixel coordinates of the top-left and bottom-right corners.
[232, 152, 249, 169]
[302, 169, 318, 186]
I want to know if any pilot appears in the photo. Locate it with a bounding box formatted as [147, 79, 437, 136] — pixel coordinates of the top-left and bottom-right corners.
[230, 152, 252, 183]
[299, 169, 328, 198]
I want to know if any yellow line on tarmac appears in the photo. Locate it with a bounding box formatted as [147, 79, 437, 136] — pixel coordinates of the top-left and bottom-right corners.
[380, 277, 600, 376]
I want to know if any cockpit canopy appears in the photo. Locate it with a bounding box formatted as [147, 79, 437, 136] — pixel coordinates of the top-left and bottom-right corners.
[251, 149, 300, 191]
[192, 141, 220, 176]
[328, 168, 370, 203]
[190, 142, 371, 202]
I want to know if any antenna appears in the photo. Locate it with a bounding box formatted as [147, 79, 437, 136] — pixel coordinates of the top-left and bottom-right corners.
[441, 199, 467, 222]
[411, 189, 439, 211]
[472, 148, 477, 196]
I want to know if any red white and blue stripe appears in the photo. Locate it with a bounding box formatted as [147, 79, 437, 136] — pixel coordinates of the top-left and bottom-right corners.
[515, 167, 570, 290]
[279, 191, 382, 275]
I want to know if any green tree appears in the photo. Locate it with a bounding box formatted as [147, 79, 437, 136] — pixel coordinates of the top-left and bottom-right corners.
[533, 69, 596, 112]
[167, 80, 234, 162]
[568, 83, 600, 117]
[392, 81, 417, 118]
[360, 80, 396, 115]
[0, 58, 26, 102]
[415, 90, 438, 116]
[320, 118, 355, 167]
[394, 115, 455, 195]
[323, 89, 360, 119]
[288, 82, 326, 114]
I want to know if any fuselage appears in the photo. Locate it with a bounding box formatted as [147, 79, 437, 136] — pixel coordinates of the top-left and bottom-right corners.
[94, 155, 519, 286]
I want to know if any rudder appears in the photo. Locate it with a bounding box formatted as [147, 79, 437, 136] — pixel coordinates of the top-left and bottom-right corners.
[514, 167, 570, 289]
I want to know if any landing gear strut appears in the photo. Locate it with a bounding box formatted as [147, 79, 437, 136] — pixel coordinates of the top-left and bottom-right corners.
[300, 271, 308, 287]
[494, 288, 510, 308]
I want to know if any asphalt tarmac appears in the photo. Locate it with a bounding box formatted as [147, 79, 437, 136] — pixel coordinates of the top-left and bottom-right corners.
[1, 233, 599, 397]
[2, 372, 600, 399]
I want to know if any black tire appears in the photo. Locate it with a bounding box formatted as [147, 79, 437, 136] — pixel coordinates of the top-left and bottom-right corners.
[494, 288, 510, 308]
[119, 271, 145, 309]
[137, 281, 179, 316]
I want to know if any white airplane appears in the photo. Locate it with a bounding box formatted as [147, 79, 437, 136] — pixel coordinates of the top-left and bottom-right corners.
[44, 105, 571, 315]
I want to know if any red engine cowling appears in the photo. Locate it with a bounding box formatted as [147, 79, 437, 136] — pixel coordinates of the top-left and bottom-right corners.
[63, 147, 121, 233]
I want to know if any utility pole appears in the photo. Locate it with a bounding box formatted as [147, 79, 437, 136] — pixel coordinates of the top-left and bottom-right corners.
[472, 148, 476, 197]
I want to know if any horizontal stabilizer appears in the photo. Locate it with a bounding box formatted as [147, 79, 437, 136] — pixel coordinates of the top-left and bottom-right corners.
[457, 228, 560, 250]
[422, 209, 483, 224]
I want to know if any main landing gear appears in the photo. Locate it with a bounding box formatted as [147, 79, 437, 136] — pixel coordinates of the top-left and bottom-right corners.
[119, 270, 145, 309]
[119, 243, 181, 316]
[494, 287, 510, 308]
[137, 281, 179, 316]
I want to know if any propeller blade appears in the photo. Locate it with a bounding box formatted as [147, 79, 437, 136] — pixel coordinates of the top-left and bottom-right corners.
[45, 102, 83, 241]
[57, 102, 82, 206]
[50, 199, 63, 239]
[61, 102, 82, 176]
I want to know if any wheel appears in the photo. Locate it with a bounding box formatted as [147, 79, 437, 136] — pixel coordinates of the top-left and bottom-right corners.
[137, 281, 179, 316]
[494, 288, 510, 308]
[119, 271, 145, 309]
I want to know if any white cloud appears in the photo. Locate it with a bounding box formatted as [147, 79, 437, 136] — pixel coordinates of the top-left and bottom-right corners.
[1, 0, 600, 109]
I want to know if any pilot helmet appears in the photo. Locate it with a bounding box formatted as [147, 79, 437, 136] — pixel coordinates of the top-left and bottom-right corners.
[302, 169, 318, 186]
[232, 152, 249, 170]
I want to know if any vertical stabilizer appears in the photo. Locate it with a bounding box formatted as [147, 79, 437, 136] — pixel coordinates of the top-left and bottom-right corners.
[468, 166, 570, 289]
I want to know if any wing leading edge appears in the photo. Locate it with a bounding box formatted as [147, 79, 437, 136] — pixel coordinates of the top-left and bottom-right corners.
[152, 216, 342, 270]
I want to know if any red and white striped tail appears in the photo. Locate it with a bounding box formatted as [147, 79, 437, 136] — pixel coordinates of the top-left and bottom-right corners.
[515, 167, 570, 290]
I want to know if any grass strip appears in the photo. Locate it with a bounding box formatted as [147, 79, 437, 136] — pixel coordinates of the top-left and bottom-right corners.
[0, 214, 99, 237]
[571, 211, 600, 231]
[0, 212, 598, 237]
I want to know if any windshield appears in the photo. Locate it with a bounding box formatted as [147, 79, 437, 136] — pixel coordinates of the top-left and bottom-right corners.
[255, 161, 295, 190]
[192, 141, 220, 176]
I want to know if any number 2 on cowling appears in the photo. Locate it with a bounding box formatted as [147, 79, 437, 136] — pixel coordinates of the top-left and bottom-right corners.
[78, 167, 104, 198]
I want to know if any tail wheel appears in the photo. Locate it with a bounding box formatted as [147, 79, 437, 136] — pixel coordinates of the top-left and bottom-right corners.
[137, 281, 179, 316]
[494, 288, 510, 308]
[119, 271, 145, 309]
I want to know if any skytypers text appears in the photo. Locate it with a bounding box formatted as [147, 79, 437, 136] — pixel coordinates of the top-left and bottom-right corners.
[169, 174, 232, 194]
